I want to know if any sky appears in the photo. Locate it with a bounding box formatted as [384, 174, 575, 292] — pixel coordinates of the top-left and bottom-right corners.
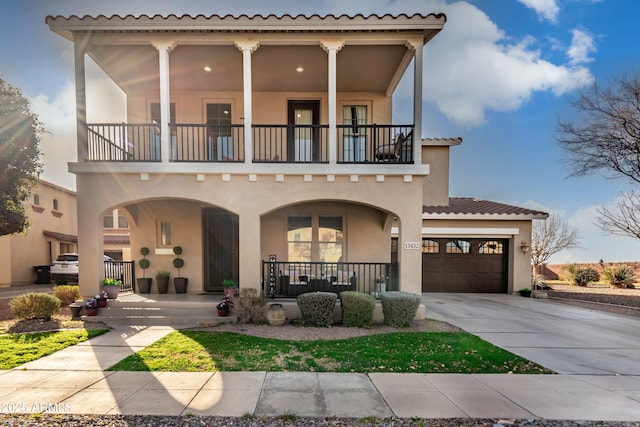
[1, 0, 639, 264]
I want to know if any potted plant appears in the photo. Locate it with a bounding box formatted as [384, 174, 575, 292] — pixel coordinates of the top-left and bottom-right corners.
[519, 287, 532, 297]
[216, 297, 230, 316]
[84, 298, 99, 316]
[101, 277, 122, 299]
[222, 279, 238, 297]
[156, 270, 170, 294]
[137, 247, 152, 294]
[173, 246, 188, 293]
[95, 291, 108, 308]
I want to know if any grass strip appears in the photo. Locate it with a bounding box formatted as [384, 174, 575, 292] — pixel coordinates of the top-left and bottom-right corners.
[0, 329, 109, 369]
[108, 331, 552, 374]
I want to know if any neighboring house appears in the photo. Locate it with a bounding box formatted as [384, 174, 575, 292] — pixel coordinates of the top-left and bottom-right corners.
[0, 180, 77, 286]
[46, 13, 546, 298]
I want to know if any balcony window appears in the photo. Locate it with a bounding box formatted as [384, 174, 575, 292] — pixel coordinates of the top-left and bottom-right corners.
[207, 103, 233, 160]
[343, 105, 367, 162]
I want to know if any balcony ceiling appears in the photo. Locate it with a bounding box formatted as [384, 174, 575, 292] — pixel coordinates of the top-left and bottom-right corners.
[49, 13, 446, 95]
[89, 43, 410, 95]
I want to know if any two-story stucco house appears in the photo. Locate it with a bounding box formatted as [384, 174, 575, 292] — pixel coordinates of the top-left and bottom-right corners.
[46, 12, 546, 299]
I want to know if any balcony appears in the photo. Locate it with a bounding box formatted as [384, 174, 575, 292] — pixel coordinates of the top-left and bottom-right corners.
[262, 261, 398, 298]
[86, 123, 414, 164]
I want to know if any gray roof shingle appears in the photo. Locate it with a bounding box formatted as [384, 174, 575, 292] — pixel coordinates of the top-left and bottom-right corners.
[423, 197, 548, 218]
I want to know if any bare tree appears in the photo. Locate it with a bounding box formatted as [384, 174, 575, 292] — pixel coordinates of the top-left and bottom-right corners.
[531, 214, 579, 268]
[557, 73, 640, 239]
[597, 192, 640, 239]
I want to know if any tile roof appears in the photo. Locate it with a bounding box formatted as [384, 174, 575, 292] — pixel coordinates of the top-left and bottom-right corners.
[423, 197, 548, 218]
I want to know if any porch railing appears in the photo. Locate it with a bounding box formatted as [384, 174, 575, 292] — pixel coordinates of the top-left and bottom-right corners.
[171, 124, 245, 162]
[262, 261, 398, 298]
[104, 260, 135, 293]
[88, 123, 160, 161]
[86, 123, 413, 164]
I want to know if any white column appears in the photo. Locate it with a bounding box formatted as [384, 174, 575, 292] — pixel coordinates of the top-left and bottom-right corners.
[152, 40, 176, 164]
[235, 41, 260, 162]
[321, 40, 345, 164]
[73, 40, 87, 162]
[408, 39, 424, 165]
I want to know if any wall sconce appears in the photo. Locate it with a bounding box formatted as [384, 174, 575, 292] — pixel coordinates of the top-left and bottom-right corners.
[520, 241, 530, 254]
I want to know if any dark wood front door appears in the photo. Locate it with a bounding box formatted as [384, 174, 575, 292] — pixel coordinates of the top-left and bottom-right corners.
[202, 208, 239, 292]
[287, 100, 320, 162]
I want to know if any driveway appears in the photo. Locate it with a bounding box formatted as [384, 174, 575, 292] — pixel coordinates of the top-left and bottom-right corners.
[423, 293, 640, 375]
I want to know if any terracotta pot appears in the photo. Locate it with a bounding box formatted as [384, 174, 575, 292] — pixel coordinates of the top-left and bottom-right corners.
[97, 297, 108, 308]
[217, 308, 229, 317]
[85, 306, 99, 316]
[101, 286, 120, 299]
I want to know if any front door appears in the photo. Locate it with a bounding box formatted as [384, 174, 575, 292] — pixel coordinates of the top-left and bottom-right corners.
[202, 208, 239, 292]
[287, 100, 320, 162]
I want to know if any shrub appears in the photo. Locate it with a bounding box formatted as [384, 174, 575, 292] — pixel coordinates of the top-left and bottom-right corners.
[564, 264, 599, 287]
[231, 288, 266, 324]
[340, 291, 375, 328]
[9, 293, 61, 321]
[601, 265, 636, 289]
[380, 291, 421, 327]
[53, 285, 80, 306]
[296, 292, 337, 327]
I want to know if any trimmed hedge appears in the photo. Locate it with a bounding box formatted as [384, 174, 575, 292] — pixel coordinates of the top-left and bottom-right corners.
[380, 291, 421, 327]
[9, 293, 61, 321]
[53, 285, 81, 306]
[297, 291, 337, 327]
[340, 291, 375, 328]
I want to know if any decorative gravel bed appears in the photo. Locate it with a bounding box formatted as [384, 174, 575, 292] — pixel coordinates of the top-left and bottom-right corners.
[0, 415, 638, 427]
[545, 284, 640, 318]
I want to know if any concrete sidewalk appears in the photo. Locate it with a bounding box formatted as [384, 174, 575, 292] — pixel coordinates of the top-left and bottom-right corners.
[1, 369, 639, 420]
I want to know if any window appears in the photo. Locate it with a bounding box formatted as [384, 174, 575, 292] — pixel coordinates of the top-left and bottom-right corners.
[158, 221, 173, 247]
[207, 103, 233, 160]
[287, 215, 344, 262]
[53, 199, 59, 211]
[446, 240, 471, 254]
[343, 105, 367, 162]
[288, 216, 312, 262]
[117, 215, 129, 229]
[103, 214, 114, 228]
[318, 216, 343, 263]
[33, 194, 40, 205]
[150, 103, 176, 125]
[479, 240, 503, 254]
[422, 239, 439, 253]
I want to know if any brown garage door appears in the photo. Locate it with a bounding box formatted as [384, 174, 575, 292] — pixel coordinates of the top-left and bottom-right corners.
[422, 238, 508, 293]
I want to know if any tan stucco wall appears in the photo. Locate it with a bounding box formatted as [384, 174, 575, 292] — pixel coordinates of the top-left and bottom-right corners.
[421, 218, 534, 293]
[0, 181, 77, 286]
[422, 145, 450, 206]
[75, 172, 424, 297]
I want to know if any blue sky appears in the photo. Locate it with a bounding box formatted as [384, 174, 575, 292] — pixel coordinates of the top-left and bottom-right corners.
[1, 0, 639, 264]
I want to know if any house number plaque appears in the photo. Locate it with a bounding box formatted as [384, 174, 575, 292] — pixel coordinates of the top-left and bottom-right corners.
[404, 242, 421, 250]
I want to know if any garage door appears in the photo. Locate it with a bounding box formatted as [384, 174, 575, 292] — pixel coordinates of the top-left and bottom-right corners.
[422, 238, 508, 292]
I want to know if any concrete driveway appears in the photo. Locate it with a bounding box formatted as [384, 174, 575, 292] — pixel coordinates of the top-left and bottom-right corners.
[423, 293, 640, 375]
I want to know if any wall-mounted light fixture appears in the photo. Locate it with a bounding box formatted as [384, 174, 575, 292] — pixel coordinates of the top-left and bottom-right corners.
[520, 241, 530, 254]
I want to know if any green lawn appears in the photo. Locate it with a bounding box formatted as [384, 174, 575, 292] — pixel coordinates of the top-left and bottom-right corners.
[108, 331, 552, 374]
[0, 329, 109, 369]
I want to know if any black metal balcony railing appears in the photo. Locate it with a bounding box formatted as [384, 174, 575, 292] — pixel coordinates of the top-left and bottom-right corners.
[262, 261, 398, 298]
[86, 123, 414, 164]
[88, 123, 161, 162]
[171, 124, 245, 162]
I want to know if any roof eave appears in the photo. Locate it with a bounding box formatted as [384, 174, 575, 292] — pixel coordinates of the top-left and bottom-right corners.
[422, 213, 549, 221]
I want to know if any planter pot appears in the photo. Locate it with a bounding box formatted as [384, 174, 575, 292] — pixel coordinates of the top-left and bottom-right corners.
[137, 278, 152, 294]
[266, 303, 286, 326]
[519, 290, 532, 298]
[174, 277, 188, 294]
[96, 297, 108, 308]
[69, 303, 83, 319]
[217, 308, 229, 317]
[156, 276, 170, 294]
[85, 306, 99, 316]
[101, 286, 120, 299]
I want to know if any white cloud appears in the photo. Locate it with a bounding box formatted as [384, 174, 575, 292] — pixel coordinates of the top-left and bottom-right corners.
[517, 0, 560, 23]
[420, 1, 594, 126]
[567, 29, 596, 66]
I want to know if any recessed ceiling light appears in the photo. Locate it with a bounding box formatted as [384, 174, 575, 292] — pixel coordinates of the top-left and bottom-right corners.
[204, 66, 212, 72]
[296, 66, 304, 73]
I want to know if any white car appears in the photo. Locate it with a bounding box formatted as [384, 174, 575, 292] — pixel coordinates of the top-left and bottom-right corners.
[51, 253, 122, 285]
